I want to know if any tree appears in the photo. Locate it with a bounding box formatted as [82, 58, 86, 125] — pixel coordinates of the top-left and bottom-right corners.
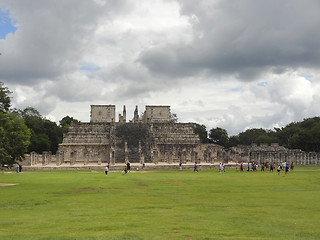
[59, 116, 79, 134]
[209, 127, 229, 147]
[169, 113, 178, 123]
[0, 112, 31, 166]
[18, 107, 63, 154]
[238, 128, 267, 145]
[228, 135, 240, 147]
[193, 123, 209, 143]
[0, 82, 11, 112]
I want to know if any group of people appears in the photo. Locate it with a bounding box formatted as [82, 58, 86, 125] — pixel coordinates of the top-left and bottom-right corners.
[104, 161, 295, 176]
[105, 162, 132, 176]
[123, 162, 131, 175]
[16, 163, 22, 173]
[236, 161, 294, 175]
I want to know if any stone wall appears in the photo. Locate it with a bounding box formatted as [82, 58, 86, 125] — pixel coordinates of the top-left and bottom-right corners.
[114, 123, 152, 163]
[90, 105, 115, 123]
[143, 106, 170, 123]
[58, 122, 112, 165]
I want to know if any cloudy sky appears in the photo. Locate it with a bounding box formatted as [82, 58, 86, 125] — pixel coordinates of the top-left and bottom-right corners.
[1, 0, 320, 135]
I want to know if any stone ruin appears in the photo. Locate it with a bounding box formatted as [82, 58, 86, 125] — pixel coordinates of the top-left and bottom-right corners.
[26, 105, 320, 166]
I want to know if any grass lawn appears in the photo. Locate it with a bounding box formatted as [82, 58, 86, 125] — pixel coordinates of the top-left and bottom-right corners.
[1, 166, 320, 240]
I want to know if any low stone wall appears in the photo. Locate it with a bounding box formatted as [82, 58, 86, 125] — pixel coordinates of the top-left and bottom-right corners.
[22, 142, 320, 168]
[21, 163, 225, 171]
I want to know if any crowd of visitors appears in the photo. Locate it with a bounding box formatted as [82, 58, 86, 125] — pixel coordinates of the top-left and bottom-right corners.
[237, 161, 294, 175]
[102, 160, 295, 176]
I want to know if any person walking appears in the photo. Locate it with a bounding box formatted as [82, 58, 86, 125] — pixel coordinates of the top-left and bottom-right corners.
[270, 163, 274, 172]
[123, 165, 128, 175]
[285, 163, 289, 174]
[277, 164, 281, 175]
[261, 163, 264, 172]
[290, 162, 294, 171]
[105, 165, 109, 176]
[219, 163, 224, 174]
[194, 162, 198, 172]
[179, 162, 182, 171]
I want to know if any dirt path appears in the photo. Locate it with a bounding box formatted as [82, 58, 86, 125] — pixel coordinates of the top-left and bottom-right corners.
[0, 183, 17, 187]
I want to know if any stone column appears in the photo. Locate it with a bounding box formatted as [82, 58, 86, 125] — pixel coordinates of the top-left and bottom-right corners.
[124, 141, 129, 163]
[42, 152, 48, 166]
[30, 152, 36, 166]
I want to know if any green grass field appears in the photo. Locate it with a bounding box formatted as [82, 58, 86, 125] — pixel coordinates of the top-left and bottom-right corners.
[1, 166, 320, 240]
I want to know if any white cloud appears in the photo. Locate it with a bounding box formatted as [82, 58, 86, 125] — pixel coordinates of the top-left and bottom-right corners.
[1, 0, 320, 136]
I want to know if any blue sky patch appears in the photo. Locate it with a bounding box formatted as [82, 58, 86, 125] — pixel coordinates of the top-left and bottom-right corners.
[0, 9, 18, 39]
[304, 75, 313, 82]
[257, 81, 268, 87]
[80, 62, 101, 72]
[230, 87, 241, 92]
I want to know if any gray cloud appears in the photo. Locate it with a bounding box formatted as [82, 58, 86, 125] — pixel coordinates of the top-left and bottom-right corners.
[139, 0, 320, 80]
[1, 0, 320, 135]
[0, 0, 130, 84]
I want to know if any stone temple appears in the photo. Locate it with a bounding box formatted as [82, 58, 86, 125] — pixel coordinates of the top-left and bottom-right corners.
[27, 105, 320, 167]
[55, 105, 222, 165]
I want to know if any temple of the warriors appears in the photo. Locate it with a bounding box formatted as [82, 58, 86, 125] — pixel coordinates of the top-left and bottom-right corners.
[26, 105, 320, 167]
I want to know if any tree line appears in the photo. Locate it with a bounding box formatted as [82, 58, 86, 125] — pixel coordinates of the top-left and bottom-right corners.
[1, 81, 320, 166]
[194, 117, 320, 152]
[0, 82, 78, 166]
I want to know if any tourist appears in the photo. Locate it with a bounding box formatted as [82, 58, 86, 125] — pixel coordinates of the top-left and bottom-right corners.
[270, 163, 274, 172]
[282, 161, 286, 170]
[261, 163, 264, 171]
[252, 162, 255, 171]
[194, 162, 198, 172]
[247, 162, 250, 171]
[123, 165, 128, 175]
[16, 163, 19, 173]
[285, 163, 289, 174]
[179, 162, 182, 171]
[219, 163, 224, 174]
[265, 162, 269, 171]
[240, 162, 244, 172]
[105, 165, 109, 176]
[277, 164, 281, 175]
[127, 162, 131, 172]
[290, 162, 294, 171]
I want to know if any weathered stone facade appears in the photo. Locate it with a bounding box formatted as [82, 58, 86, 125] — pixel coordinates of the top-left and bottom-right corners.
[26, 105, 320, 166]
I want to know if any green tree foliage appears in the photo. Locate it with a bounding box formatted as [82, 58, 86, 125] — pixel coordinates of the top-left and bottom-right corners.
[228, 135, 240, 147]
[0, 82, 11, 113]
[238, 128, 267, 145]
[59, 116, 79, 134]
[193, 123, 209, 143]
[276, 117, 320, 152]
[0, 112, 31, 166]
[0, 82, 31, 166]
[209, 127, 229, 147]
[16, 107, 63, 154]
[169, 113, 178, 123]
